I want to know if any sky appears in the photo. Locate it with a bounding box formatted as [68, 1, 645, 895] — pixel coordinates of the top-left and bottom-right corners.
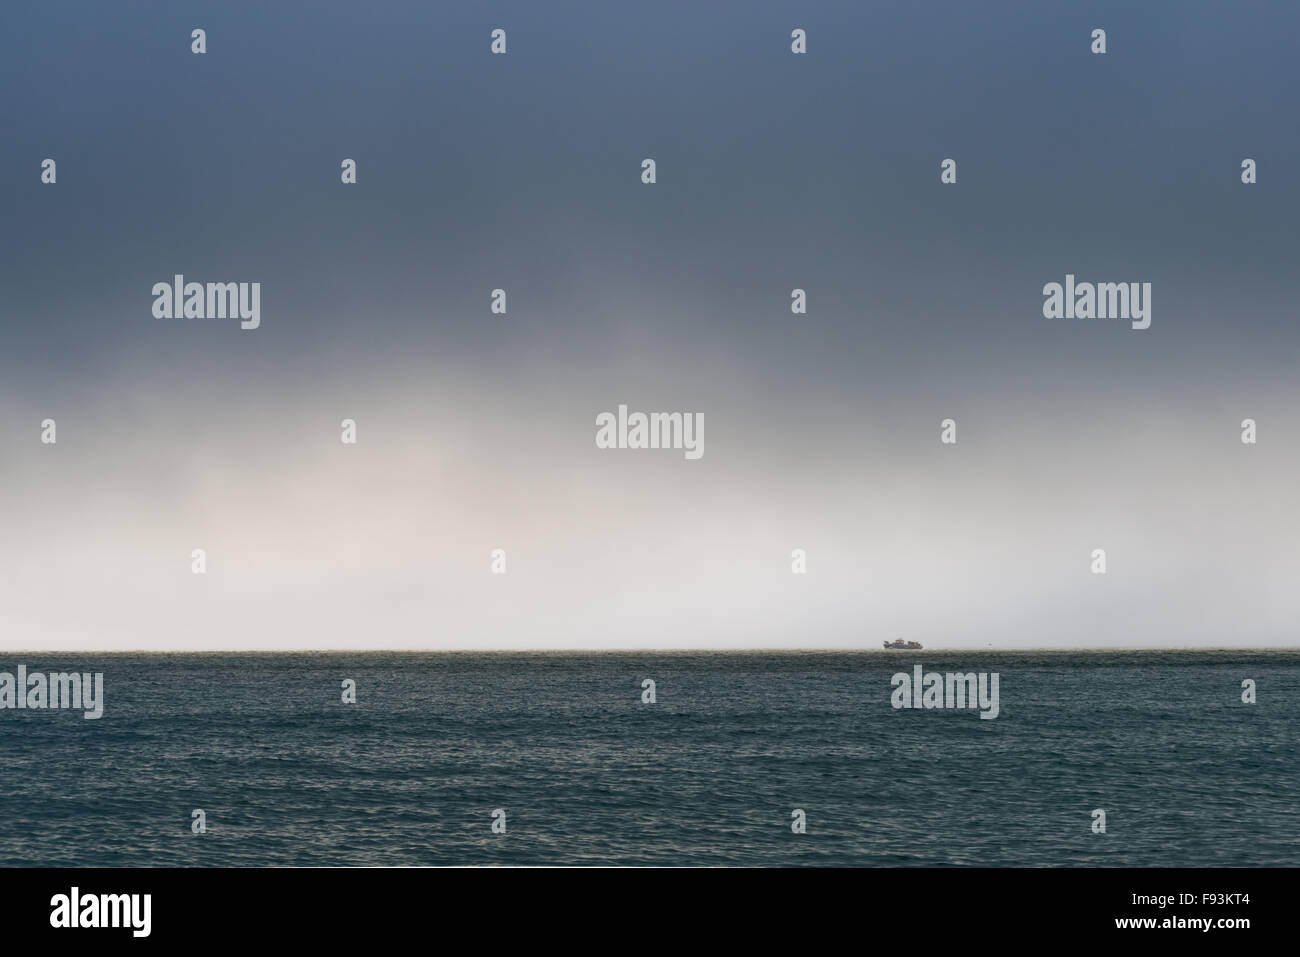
[1, 1, 1298, 649]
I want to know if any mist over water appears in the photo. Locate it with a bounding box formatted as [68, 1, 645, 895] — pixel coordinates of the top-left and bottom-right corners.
[2, 650, 1295, 866]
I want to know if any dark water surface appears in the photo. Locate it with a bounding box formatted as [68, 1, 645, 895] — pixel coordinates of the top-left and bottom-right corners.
[0, 651, 1295, 866]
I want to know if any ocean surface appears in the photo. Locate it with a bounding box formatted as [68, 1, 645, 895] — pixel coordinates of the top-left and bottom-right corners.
[0, 651, 1295, 867]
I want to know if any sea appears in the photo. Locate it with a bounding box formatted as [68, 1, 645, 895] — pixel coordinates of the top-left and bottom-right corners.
[0, 650, 1295, 867]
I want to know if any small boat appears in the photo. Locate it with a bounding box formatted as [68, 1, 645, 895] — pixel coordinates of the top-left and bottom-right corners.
[883, 639, 922, 649]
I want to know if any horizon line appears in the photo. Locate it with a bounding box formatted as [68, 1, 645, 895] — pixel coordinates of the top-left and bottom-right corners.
[0, 646, 1296, 655]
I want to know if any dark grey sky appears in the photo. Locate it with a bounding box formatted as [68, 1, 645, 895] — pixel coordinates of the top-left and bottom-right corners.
[1, 1, 1297, 648]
